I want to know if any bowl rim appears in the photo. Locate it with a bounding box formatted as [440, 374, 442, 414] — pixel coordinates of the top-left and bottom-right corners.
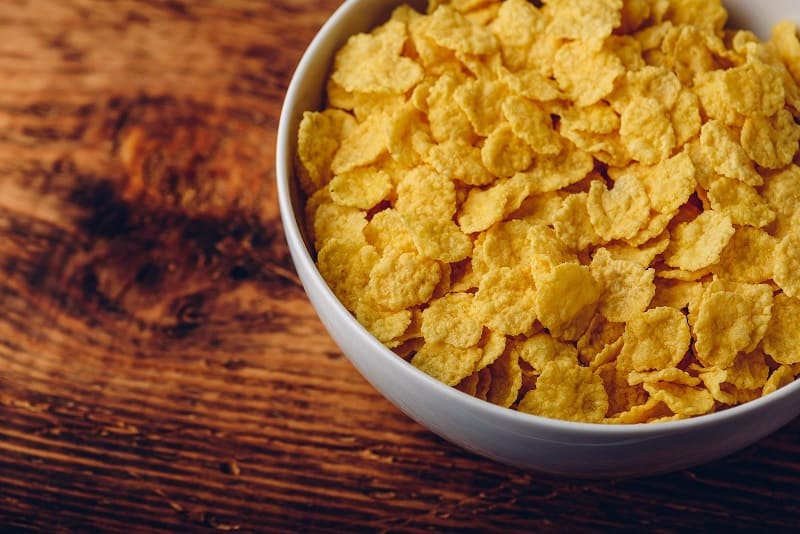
[276, 0, 800, 440]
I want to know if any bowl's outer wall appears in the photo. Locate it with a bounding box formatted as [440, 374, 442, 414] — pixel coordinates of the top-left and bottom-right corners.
[277, 0, 800, 477]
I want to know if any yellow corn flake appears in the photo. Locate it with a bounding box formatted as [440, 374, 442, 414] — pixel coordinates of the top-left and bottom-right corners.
[713, 227, 776, 284]
[775, 232, 800, 297]
[514, 192, 565, 226]
[317, 239, 379, 310]
[643, 382, 715, 417]
[517, 143, 595, 194]
[502, 68, 562, 101]
[660, 26, 717, 86]
[587, 173, 651, 241]
[411, 341, 484, 386]
[545, 0, 623, 46]
[454, 77, 507, 137]
[396, 166, 455, 220]
[457, 182, 509, 234]
[762, 365, 796, 396]
[607, 35, 646, 71]
[671, 89, 702, 146]
[553, 40, 625, 107]
[478, 219, 533, 271]
[364, 209, 415, 254]
[486, 349, 523, 408]
[331, 19, 424, 94]
[611, 65, 682, 112]
[481, 123, 534, 177]
[387, 103, 434, 167]
[424, 4, 498, 55]
[475, 330, 508, 371]
[421, 292, 482, 348]
[328, 168, 392, 210]
[633, 151, 696, 215]
[707, 177, 775, 228]
[603, 397, 673, 424]
[623, 211, 674, 247]
[693, 281, 773, 368]
[297, 110, 357, 195]
[427, 72, 477, 143]
[762, 165, 800, 238]
[489, 0, 545, 71]
[475, 266, 538, 336]
[651, 279, 705, 311]
[558, 101, 625, 159]
[741, 109, 800, 170]
[619, 306, 690, 372]
[763, 294, 800, 365]
[366, 248, 441, 312]
[512, 333, 578, 374]
[591, 248, 655, 322]
[698, 120, 762, 187]
[331, 113, 390, 174]
[502, 96, 561, 156]
[663, 210, 734, 271]
[604, 230, 670, 268]
[596, 360, 647, 416]
[727, 351, 770, 391]
[355, 301, 413, 344]
[662, 0, 726, 35]
[518, 360, 609, 423]
[553, 192, 603, 251]
[619, 96, 676, 165]
[407, 216, 473, 264]
[425, 140, 494, 186]
[577, 314, 625, 366]
[527, 224, 579, 280]
[771, 20, 800, 82]
[726, 60, 786, 118]
[535, 263, 601, 341]
[628, 367, 700, 387]
[312, 202, 368, 251]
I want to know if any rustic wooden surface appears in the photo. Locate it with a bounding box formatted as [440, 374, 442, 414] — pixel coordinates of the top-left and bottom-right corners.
[2, 1, 800, 532]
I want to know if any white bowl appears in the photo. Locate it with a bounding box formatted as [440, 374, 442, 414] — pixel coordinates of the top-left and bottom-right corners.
[276, 0, 800, 477]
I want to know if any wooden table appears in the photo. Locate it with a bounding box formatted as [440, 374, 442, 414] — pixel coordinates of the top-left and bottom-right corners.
[1, 1, 799, 531]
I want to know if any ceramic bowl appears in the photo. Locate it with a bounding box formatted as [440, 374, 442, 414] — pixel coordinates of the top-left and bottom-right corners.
[276, 0, 800, 477]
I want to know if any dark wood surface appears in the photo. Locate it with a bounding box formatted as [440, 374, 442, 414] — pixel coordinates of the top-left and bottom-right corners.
[2, 1, 800, 532]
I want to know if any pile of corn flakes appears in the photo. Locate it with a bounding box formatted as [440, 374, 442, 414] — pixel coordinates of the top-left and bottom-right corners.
[297, 0, 800, 423]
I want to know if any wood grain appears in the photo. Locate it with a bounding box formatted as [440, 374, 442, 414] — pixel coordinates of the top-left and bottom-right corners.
[1, 1, 800, 532]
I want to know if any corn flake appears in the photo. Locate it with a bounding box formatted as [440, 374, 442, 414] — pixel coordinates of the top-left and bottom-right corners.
[774, 232, 800, 298]
[663, 210, 734, 271]
[619, 96, 676, 165]
[693, 281, 773, 368]
[512, 333, 578, 374]
[412, 341, 483, 386]
[481, 123, 534, 177]
[475, 266, 538, 336]
[518, 360, 609, 423]
[707, 177, 775, 228]
[535, 263, 601, 340]
[329, 168, 392, 210]
[713, 227, 776, 284]
[591, 248, 656, 322]
[553, 40, 625, 107]
[643, 382, 715, 417]
[367, 248, 441, 312]
[741, 109, 800, 170]
[619, 306, 690, 372]
[332, 19, 424, 94]
[587, 173, 651, 241]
